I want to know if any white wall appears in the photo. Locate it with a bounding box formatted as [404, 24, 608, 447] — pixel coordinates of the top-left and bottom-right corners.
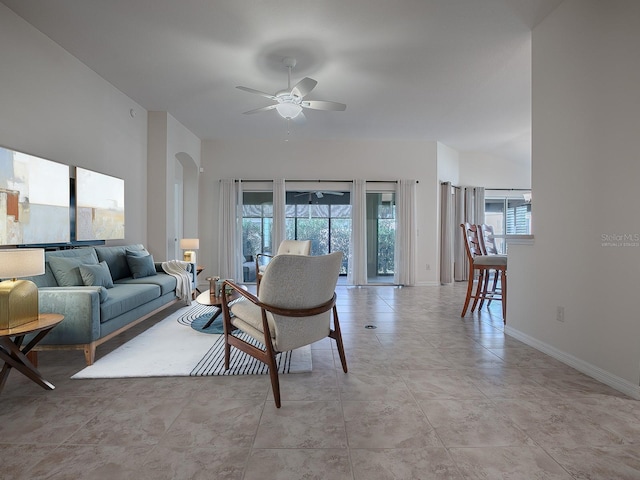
[508, 0, 640, 397]
[200, 139, 439, 285]
[0, 4, 149, 245]
[459, 152, 530, 188]
[437, 142, 460, 185]
[147, 112, 201, 261]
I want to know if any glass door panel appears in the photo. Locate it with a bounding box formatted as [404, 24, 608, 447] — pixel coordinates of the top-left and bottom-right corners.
[366, 192, 396, 284]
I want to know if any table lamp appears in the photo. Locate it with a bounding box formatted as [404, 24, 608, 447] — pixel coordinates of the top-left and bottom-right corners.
[0, 248, 45, 329]
[179, 238, 199, 264]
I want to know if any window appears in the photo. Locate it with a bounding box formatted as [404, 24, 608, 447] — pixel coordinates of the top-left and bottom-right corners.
[286, 192, 351, 274]
[485, 192, 532, 253]
[242, 192, 273, 259]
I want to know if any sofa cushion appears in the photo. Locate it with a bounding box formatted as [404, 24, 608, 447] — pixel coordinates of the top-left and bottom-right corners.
[116, 272, 177, 296]
[94, 244, 146, 281]
[79, 261, 114, 289]
[48, 252, 99, 287]
[99, 283, 160, 323]
[126, 254, 157, 279]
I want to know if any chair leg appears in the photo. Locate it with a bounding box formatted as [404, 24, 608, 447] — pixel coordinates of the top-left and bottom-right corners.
[471, 269, 485, 312]
[329, 306, 348, 373]
[264, 343, 281, 408]
[501, 269, 507, 323]
[479, 270, 492, 309]
[489, 269, 499, 302]
[461, 268, 475, 317]
[224, 337, 231, 370]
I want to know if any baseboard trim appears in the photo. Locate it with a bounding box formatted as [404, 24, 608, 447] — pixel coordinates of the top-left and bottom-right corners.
[414, 281, 441, 287]
[505, 326, 640, 400]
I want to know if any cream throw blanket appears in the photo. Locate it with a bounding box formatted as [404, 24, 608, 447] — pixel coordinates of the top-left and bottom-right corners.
[161, 260, 193, 305]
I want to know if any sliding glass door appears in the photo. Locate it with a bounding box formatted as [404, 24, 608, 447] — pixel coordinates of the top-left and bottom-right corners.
[366, 192, 396, 284]
[240, 184, 398, 284]
[285, 191, 350, 275]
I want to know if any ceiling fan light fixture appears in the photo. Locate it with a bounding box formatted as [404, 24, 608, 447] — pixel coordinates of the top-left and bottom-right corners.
[275, 102, 303, 119]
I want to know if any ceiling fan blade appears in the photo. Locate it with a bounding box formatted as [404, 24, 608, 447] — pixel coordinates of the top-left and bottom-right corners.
[242, 104, 277, 115]
[291, 77, 317, 97]
[302, 100, 347, 111]
[236, 86, 277, 100]
[323, 191, 344, 195]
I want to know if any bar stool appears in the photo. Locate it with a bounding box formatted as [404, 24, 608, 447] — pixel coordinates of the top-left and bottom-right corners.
[460, 223, 507, 322]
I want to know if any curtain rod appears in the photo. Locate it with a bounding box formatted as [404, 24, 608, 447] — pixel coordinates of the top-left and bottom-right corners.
[440, 182, 528, 191]
[230, 179, 418, 184]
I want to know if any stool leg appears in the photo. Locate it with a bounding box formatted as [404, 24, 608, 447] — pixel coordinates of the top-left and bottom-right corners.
[471, 269, 485, 312]
[479, 270, 492, 310]
[461, 268, 475, 317]
[501, 269, 507, 323]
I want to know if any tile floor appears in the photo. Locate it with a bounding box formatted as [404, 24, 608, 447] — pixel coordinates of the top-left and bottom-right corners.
[1, 283, 640, 479]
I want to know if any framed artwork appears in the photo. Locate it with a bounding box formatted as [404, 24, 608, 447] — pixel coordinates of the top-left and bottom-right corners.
[0, 146, 70, 245]
[75, 167, 125, 241]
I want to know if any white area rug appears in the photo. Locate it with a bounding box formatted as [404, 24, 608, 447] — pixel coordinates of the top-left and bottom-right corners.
[71, 305, 312, 379]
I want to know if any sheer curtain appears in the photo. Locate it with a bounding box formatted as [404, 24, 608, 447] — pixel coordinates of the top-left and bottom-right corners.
[272, 178, 286, 251]
[454, 186, 485, 282]
[440, 182, 454, 284]
[348, 179, 367, 285]
[217, 179, 244, 281]
[394, 179, 417, 286]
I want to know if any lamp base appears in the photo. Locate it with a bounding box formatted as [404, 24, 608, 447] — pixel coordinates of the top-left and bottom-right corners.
[0, 279, 39, 329]
[183, 251, 196, 263]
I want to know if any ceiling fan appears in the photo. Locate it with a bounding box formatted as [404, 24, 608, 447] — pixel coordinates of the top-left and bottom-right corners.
[236, 57, 346, 123]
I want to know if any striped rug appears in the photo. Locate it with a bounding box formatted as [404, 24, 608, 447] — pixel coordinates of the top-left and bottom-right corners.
[191, 331, 310, 376]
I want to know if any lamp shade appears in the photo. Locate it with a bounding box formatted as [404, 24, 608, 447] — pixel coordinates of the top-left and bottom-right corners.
[179, 238, 199, 250]
[0, 248, 45, 279]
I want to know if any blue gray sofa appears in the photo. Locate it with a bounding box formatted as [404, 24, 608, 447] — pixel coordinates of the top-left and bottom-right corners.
[28, 244, 192, 365]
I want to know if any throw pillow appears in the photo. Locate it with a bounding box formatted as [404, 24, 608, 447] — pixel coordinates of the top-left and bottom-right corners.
[96, 286, 109, 303]
[126, 254, 157, 279]
[48, 253, 99, 287]
[78, 261, 114, 289]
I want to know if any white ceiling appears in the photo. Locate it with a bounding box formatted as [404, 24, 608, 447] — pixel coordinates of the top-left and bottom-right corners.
[1, 0, 564, 165]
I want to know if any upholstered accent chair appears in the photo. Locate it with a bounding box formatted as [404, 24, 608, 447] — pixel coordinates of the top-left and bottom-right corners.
[255, 239, 312, 294]
[221, 252, 347, 408]
[460, 223, 507, 322]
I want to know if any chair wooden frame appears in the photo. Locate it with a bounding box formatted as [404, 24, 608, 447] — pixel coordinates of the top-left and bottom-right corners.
[220, 280, 347, 408]
[477, 223, 501, 309]
[460, 223, 507, 322]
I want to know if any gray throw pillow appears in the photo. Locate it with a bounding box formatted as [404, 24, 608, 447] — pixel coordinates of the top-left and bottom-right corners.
[48, 254, 99, 286]
[126, 254, 157, 279]
[79, 261, 114, 288]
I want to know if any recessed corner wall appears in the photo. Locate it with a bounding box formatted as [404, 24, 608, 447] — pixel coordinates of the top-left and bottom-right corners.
[508, 0, 640, 394]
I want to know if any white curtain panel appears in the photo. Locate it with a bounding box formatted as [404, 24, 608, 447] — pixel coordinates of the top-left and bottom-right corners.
[454, 186, 485, 282]
[348, 179, 367, 285]
[235, 180, 244, 281]
[217, 179, 242, 281]
[394, 179, 417, 286]
[272, 178, 286, 250]
[464, 187, 475, 223]
[454, 186, 467, 281]
[473, 187, 485, 225]
[439, 182, 454, 284]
